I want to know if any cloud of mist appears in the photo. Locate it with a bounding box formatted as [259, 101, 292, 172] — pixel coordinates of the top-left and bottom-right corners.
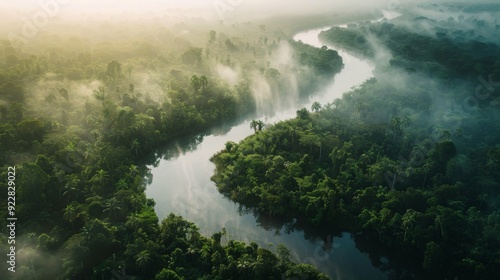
[249, 42, 301, 115]
[0, 0, 416, 23]
[215, 64, 240, 86]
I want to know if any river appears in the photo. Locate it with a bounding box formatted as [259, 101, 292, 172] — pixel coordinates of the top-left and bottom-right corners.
[146, 22, 387, 280]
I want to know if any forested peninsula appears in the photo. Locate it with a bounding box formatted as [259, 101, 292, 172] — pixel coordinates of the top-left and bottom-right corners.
[0, 19, 341, 279]
[212, 4, 500, 279]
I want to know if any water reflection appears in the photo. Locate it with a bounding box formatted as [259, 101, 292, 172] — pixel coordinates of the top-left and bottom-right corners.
[145, 23, 388, 280]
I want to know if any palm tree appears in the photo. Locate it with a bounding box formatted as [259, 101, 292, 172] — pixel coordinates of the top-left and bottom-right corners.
[93, 87, 106, 102]
[402, 134, 412, 148]
[106, 60, 122, 80]
[250, 258, 265, 276]
[236, 259, 251, 274]
[256, 120, 265, 131]
[317, 132, 330, 161]
[131, 138, 141, 155]
[225, 141, 236, 153]
[250, 120, 259, 133]
[129, 194, 144, 211]
[311, 101, 321, 112]
[135, 250, 151, 273]
[390, 116, 410, 142]
[160, 111, 168, 124]
[91, 169, 109, 187]
[129, 165, 139, 176]
[103, 197, 122, 219]
[387, 162, 400, 190]
[133, 118, 147, 133]
[434, 214, 444, 238]
[63, 204, 78, 232]
[126, 214, 141, 230]
[190, 75, 201, 92]
[107, 129, 122, 145]
[391, 117, 401, 142]
[421, 160, 433, 188]
[199, 75, 208, 91]
[62, 182, 79, 202]
[221, 227, 231, 244]
[402, 209, 417, 241]
[116, 179, 128, 190]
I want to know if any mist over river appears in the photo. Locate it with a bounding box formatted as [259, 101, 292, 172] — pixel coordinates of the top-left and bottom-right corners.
[146, 21, 387, 280]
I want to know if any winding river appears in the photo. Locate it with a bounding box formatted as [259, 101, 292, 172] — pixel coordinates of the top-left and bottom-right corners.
[146, 22, 387, 280]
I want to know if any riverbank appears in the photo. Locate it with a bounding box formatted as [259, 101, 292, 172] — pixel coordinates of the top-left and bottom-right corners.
[210, 5, 500, 279]
[147, 17, 387, 280]
[258, 10, 384, 36]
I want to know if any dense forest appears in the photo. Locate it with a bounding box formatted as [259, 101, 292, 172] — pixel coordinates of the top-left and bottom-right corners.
[212, 3, 500, 280]
[1, 1, 499, 279]
[0, 14, 343, 279]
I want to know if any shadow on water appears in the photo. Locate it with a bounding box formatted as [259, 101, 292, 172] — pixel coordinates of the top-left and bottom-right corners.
[239, 203, 432, 280]
[141, 14, 423, 279]
[139, 113, 249, 168]
[235, 201, 343, 239]
[142, 116, 392, 279]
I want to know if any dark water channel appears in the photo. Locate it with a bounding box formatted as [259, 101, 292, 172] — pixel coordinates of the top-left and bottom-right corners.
[146, 22, 389, 280]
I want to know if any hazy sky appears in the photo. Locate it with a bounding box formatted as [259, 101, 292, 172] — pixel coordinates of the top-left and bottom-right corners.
[2, 0, 498, 23]
[0, 0, 399, 20]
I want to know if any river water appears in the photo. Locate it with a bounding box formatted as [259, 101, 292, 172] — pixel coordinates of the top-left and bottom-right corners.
[146, 23, 387, 280]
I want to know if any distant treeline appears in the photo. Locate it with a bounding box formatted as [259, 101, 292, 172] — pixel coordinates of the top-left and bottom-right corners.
[212, 8, 500, 280]
[319, 10, 500, 81]
[0, 21, 338, 279]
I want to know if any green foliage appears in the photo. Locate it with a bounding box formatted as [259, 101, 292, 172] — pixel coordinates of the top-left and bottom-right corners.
[182, 48, 203, 65]
[0, 81, 25, 103]
[212, 13, 500, 278]
[2, 3, 499, 279]
[155, 268, 182, 280]
[319, 16, 500, 80]
[0, 18, 336, 279]
[290, 40, 344, 75]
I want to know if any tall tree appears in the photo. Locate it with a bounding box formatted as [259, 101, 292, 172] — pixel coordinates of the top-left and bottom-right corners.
[190, 75, 201, 93]
[59, 88, 69, 101]
[256, 120, 265, 131]
[250, 120, 259, 133]
[250, 120, 265, 133]
[131, 138, 141, 155]
[135, 250, 151, 274]
[311, 102, 321, 112]
[106, 60, 122, 81]
[63, 204, 78, 232]
[199, 75, 208, 92]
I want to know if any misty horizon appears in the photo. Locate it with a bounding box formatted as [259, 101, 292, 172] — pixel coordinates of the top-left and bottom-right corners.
[1, 1, 499, 280]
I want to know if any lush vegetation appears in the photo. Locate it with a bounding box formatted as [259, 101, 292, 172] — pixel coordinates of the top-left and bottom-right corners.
[319, 7, 500, 81]
[0, 18, 341, 279]
[212, 4, 500, 280]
